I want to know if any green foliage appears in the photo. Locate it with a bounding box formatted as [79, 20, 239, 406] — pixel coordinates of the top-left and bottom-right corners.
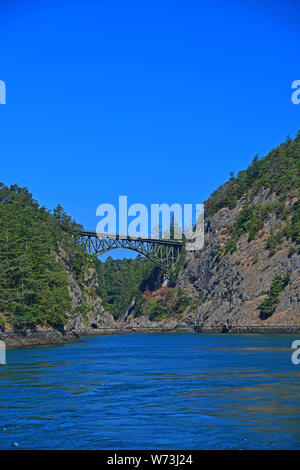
[207, 133, 300, 254]
[206, 134, 300, 217]
[168, 242, 186, 287]
[146, 299, 168, 321]
[291, 199, 300, 243]
[266, 229, 284, 255]
[224, 237, 237, 254]
[69, 251, 94, 281]
[96, 255, 161, 319]
[170, 213, 175, 240]
[0, 313, 5, 327]
[142, 286, 190, 320]
[53, 204, 82, 234]
[0, 184, 87, 327]
[288, 246, 297, 257]
[259, 273, 290, 320]
[73, 300, 89, 318]
[224, 201, 287, 255]
[175, 288, 190, 312]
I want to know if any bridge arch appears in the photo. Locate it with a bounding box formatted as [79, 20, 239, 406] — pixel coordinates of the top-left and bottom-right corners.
[74, 231, 183, 275]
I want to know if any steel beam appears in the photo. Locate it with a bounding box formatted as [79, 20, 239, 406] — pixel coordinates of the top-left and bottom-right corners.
[73, 231, 183, 276]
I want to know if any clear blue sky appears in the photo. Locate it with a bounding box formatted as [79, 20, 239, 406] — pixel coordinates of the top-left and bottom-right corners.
[0, 0, 299, 258]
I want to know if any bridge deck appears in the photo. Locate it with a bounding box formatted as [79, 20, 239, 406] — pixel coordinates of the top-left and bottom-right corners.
[79, 230, 183, 246]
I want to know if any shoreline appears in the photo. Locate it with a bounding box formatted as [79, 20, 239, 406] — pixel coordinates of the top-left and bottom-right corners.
[1, 324, 300, 349]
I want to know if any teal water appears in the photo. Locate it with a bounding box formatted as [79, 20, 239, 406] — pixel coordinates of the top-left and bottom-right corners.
[0, 333, 300, 449]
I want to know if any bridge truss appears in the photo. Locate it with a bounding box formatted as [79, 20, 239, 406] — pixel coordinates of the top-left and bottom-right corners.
[74, 230, 183, 275]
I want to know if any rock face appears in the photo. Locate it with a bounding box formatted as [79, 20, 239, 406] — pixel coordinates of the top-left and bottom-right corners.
[61, 249, 115, 334]
[175, 191, 299, 332]
[118, 189, 300, 333]
[0, 328, 80, 348]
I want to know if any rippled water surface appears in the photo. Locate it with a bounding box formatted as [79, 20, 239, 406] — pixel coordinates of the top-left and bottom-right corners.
[1, 333, 300, 449]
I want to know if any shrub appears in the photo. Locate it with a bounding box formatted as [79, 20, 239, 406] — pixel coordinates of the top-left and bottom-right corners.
[259, 273, 290, 320]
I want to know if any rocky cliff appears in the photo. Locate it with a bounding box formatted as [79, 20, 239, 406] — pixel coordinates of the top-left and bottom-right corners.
[176, 190, 299, 332]
[118, 135, 300, 332]
[118, 192, 299, 333]
[61, 246, 115, 334]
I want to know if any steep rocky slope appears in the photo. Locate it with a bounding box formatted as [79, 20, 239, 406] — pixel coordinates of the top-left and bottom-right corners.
[118, 135, 300, 332]
[176, 190, 299, 332]
[60, 245, 115, 334]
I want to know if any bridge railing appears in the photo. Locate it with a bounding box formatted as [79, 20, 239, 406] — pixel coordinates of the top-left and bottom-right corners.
[78, 230, 183, 246]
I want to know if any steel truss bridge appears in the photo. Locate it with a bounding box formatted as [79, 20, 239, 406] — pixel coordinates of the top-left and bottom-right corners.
[74, 230, 183, 275]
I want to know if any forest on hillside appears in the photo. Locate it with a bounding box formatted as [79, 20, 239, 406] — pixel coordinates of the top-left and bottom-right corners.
[96, 256, 161, 319]
[206, 133, 300, 257]
[0, 184, 89, 328]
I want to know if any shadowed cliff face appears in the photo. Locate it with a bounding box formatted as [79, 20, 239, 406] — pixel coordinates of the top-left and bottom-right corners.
[59, 245, 116, 333]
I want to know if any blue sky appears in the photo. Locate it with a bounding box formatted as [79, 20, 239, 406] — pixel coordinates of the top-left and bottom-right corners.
[0, 0, 299, 257]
